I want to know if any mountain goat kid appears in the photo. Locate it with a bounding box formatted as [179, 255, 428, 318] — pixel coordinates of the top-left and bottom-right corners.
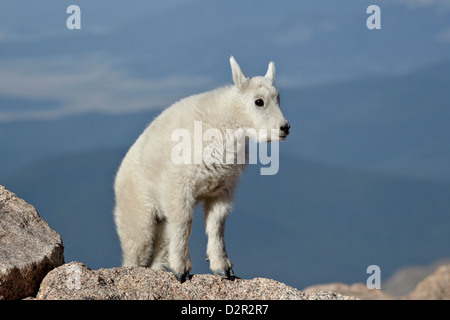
[114, 56, 290, 282]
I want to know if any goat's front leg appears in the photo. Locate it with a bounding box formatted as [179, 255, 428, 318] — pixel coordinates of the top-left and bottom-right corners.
[166, 202, 194, 283]
[203, 192, 235, 280]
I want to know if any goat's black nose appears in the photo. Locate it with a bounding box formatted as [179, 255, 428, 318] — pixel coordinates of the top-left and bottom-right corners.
[280, 122, 290, 135]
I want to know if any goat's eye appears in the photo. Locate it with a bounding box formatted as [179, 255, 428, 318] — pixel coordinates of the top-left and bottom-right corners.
[255, 99, 264, 107]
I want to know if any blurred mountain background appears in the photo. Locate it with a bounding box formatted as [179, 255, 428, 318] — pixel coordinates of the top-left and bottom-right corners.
[1, 0, 449, 290]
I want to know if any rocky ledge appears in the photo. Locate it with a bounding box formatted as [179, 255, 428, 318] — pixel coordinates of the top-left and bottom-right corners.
[1, 184, 449, 300]
[0, 184, 353, 300]
[36, 261, 354, 300]
[0, 185, 64, 300]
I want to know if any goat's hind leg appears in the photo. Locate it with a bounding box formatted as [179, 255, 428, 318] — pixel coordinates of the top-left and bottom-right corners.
[115, 205, 160, 268]
[149, 217, 170, 271]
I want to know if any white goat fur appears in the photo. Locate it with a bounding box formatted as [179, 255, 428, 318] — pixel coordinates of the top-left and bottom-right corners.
[113, 56, 288, 278]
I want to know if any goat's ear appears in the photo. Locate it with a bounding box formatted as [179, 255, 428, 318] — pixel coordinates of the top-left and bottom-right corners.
[230, 56, 247, 88]
[265, 61, 275, 82]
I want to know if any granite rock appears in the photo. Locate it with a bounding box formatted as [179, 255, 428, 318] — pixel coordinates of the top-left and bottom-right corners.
[406, 264, 450, 300]
[0, 185, 64, 300]
[36, 262, 356, 300]
[304, 282, 393, 300]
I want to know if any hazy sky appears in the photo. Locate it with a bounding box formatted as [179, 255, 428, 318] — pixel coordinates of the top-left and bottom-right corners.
[0, 0, 449, 121]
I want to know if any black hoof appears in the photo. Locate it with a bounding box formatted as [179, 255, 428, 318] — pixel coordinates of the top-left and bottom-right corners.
[173, 271, 191, 283]
[214, 268, 235, 280]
